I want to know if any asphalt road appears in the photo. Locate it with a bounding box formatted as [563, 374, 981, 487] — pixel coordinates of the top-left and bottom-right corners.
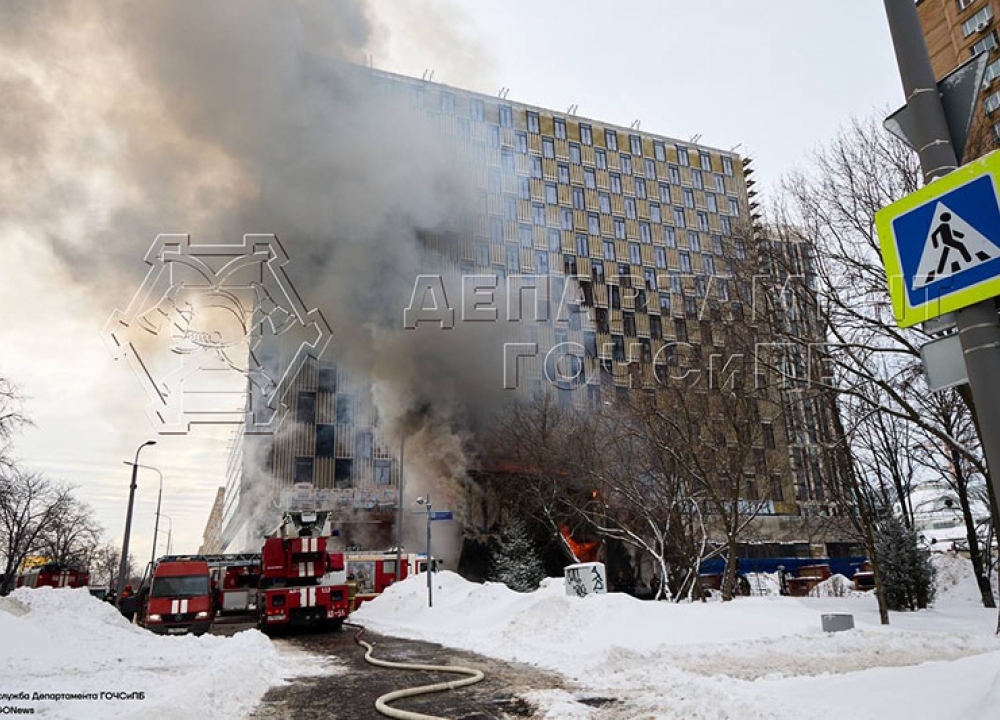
[218, 620, 579, 719]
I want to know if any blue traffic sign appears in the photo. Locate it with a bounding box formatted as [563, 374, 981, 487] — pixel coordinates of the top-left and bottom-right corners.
[877, 151, 1000, 326]
[429, 511, 453, 521]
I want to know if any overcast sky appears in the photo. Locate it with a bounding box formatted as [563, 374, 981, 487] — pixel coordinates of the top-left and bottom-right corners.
[0, 2, 905, 565]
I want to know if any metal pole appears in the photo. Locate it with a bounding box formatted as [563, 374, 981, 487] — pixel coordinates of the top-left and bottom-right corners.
[151, 474, 162, 568]
[426, 495, 433, 608]
[117, 440, 155, 596]
[883, 0, 1000, 519]
[396, 435, 404, 582]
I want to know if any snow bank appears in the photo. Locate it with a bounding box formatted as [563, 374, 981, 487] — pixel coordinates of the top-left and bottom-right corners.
[355, 567, 1000, 719]
[0, 587, 285, 719]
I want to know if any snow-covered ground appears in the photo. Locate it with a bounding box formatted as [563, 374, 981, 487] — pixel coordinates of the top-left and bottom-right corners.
[354, 553, 1000, 719]
[0, 587, 335, 719]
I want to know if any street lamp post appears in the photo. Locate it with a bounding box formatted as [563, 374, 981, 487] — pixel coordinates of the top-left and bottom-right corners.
[123, 461, 163, 572]
[416, 495, 432, 608]
[160, 514, 173, 556]
[118, 440, 156, 596]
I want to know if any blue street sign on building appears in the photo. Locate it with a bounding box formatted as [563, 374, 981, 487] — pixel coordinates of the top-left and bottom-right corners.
[876, 150, 1000, 327]
[429, 511, 453, 521]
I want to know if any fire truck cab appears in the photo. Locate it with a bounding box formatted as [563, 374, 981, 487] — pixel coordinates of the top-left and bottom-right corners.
[16, 562, 89, 590]
[141, 558, 214, 636]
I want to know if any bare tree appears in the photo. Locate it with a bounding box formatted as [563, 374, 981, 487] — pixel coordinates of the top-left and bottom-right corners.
[0, 470, 72, 593]
[35, 495, 102, 571]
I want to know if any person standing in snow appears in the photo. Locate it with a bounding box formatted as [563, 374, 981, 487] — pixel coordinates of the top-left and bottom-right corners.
[117, 584, 137, 623]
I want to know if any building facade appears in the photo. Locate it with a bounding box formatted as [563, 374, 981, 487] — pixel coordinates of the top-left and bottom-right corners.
[918, 0, 1000, 156]
[220, 65, 845, 554]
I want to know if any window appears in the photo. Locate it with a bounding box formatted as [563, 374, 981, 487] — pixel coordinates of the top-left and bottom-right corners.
[584, 167, 596, 189]
[735, 238, 747, 260]
[563, 254, 576, 276]
[721, 215, 732, 234]
[621, 154, 633, 175]
[488, 125, 500, 148]
[987, 89, 1000, 114]
[573, 186, 585, 209]
[763, 423, 776, 450]
[664, 226, 677, 248]
[318, 367, 337, 393]
[316, 424, 335, 458]
[517, 176, 530, 199]
[520, 224, 533, 247]
[605, 128, 618, 150]
[722, 156, 734, 176]
[589, 213, 601, 235]
[542, 137, 555, 158]
[711, 234, 723, 254]
[675, 319, 688, 342]
[593, 260, 605, 283]
[475, 243, 490, 267]
[629, 242, 641, 264]
[557, 163, 570, 184]
[532, 203, 545, 226]
[375, 460, 392, 486]
[677, 145, 689, 166]
[506, 246, 519, 272]
[599, 192, 611, 214]
[628, 134, 642, 156]
[625, 197, 637, 219]
[635, 176, 647, 199]
[531, 156, 543, 179]
[963, 6, 993, 37]
[502, 148, 516, 174]
[683, 188, 695, 208]
[611, 287, 621, 310]
[500, 105, 514, 128]
[706, 193, 718, 213]
[697, 211, 710, 232]
[728, 196, 740, 215]
[570, 142, 581, 164]
[614, 217, 626, 239]
[562, 208, 573, 230]
[715, 174, 726, 193]
[699, 151, 712, 171]
[718, 278, 729, 301]
[527, 111, 540, 133]
[603, 239, 616, 259]
[554, 117, 567, 139]
[654, 246, 667, 269]
[549, 228, 561, 251]
[536, 251, 549, 274]
[610, 173, 622, 194]
[650, 202, 662, 223]
[645, 158, 656, 179]
[334, 459, 353, 489]
[688, 232, 701, 252]
[580, 123, 593, 145]
[546, 182, 558, 204]
[297, 391, 316, 424]
[668, 164, 681, 184]
[596, 148, 607, 169]
[670, 273, 682, 294]
[355, 429, 373, 460]
[623, 313, 636, 335]
[680, 251, 692, 272]
[639, 221, 651, 244]
[659, 292, 671, 313]
[703, 255, 715, 274]
[987, 58, 1000, 84]
[440, 91, 455, 115]
[470, 98, 485, 122]
[674, 207, 686, 227]
[576, 234, 589, 256]
[659, 183, 671, 203]
[654, 141, 666, 161]
[516, 131, 528, 153]
[958, 0, 975, 12]
[684, 296, 697, 315]
[294, 457, 314, 484]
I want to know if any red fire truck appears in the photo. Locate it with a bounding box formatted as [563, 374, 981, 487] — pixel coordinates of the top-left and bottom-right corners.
[16, 562, 89, 589]
[140, 558, 214, 635]
[343, 552, 443, 610]
[256, 510, 351, 633]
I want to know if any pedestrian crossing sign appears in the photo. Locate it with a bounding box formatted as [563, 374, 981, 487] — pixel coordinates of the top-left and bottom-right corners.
[876, 150, 1000, 327]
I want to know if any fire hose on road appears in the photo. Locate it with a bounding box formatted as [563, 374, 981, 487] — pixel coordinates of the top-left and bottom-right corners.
[351, 625, 486, 720]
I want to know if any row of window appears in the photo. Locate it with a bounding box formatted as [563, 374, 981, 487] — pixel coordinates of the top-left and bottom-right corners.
[292, 455, 394, 488]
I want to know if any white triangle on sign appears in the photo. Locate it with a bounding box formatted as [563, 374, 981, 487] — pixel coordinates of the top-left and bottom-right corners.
[912, 201, 1000, 289]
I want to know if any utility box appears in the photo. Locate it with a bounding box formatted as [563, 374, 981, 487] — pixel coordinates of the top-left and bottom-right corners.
[821, 613, 855, 632]
[564, 562, 607, 597]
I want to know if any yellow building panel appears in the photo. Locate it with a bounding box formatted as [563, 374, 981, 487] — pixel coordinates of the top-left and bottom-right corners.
[621, 291, 636, 312]
[596, 169, 609, 190]
[562, 230, 576, 253]
[636, 199, 649, 220]
[542, 158, 558, 180]
[611, 194, 625, 215]
[607, 150, 621, 172]
[555, 138, 569, 160]
[539, 114, 554, 136]
[491, 243, 504, 266]
[515, 154, 530, 176]
[500, 127, 515, 147]
[529, 177, 545, 201]
[504, 219, 519, 239]
[520, 247, 535, 272]
[625, 219, 640, 240]
[615, 239, 629, 259]
[517, 198, 532, 221]
[574, 209, 589, 232]
[593, 283, 609, 308]
[529, 133, 542, 154]
[546, 206, 560, 227]
[640, 244, 655, 266]
[570, 164, 584, 185]
[600, 215, 613, 235]
[559, 184, 573, 206]
[576, 255, 592, 277]
[581, 144, 594, 164]
[636, 313, 650, 337]
[583, 188, 599, 212]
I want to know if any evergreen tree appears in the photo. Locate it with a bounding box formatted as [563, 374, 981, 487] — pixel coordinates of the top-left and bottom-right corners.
[491, 517, 546, 592]
[875, 514, 936, 611]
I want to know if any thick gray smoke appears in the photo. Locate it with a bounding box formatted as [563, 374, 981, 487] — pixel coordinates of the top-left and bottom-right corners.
[1, 1, 514, 558]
